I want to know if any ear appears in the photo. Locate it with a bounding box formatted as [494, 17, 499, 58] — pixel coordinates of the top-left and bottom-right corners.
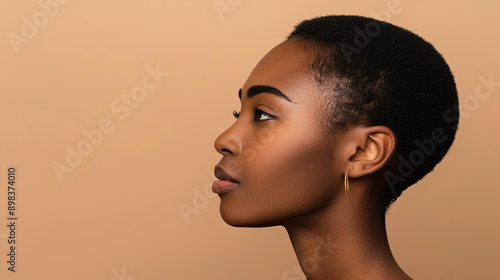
[345, 125, 396, 178]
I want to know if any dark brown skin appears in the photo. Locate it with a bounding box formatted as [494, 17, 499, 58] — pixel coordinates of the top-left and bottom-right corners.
[214, 38, 413, 280]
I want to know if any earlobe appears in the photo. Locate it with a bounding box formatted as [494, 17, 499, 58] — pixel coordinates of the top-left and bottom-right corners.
[348, 126, 396, 178]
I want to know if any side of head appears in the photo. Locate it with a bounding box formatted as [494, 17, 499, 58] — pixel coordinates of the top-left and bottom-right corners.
[287, 15, 459, 210]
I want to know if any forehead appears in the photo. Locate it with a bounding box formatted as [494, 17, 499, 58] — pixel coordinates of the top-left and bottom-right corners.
[242, 39, 317, 98]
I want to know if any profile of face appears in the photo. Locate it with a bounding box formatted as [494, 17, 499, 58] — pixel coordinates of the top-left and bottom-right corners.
[213, 39, 350, 227]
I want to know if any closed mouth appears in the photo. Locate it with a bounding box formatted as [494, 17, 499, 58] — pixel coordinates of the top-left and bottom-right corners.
[214, 165, 239, 183]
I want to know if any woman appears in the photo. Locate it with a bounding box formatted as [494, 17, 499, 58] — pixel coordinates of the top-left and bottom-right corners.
[212, 15, 458, 279]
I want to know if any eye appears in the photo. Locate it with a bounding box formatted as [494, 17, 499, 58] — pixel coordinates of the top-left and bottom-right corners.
[232, 108, 275, 121]
[254, 108, 274, 121]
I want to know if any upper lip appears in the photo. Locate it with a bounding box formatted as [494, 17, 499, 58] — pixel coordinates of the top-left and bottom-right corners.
[214, 165, 239, 183]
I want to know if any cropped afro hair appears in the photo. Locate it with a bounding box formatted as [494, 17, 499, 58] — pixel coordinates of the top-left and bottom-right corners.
[287, 15, 459, 209]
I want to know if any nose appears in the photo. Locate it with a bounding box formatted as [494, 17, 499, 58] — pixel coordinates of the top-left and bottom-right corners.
[214, 123, 242, 157]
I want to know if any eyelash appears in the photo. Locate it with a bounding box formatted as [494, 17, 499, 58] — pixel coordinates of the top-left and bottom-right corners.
[232, 108, 274, 121]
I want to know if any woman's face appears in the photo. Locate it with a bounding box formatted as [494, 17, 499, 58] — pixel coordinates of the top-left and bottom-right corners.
[213, 39, 345, 227]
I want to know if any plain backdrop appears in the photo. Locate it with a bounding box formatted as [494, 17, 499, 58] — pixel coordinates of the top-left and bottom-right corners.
[0, 0, 499, 279]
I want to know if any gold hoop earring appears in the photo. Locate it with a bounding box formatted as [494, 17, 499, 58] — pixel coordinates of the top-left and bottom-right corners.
[344, 169, 351, 195]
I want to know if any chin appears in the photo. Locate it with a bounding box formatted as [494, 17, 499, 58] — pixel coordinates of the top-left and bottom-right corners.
[219, 204, 283, 228]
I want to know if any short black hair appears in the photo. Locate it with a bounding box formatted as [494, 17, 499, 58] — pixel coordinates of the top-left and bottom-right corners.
[288, 15, 459, 209]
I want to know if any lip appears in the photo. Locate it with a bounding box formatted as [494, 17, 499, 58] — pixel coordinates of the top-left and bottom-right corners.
[212, 165, 240, 194]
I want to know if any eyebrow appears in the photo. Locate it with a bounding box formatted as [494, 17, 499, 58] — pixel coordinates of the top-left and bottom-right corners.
[238, 85, 295, 103]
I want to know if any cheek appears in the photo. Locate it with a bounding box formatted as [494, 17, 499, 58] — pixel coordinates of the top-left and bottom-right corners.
[228, 130, 336, 224]
[260, 134, 335, 205]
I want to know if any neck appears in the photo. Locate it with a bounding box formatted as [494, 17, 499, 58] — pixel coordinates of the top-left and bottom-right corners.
[283, 191, 412, 280]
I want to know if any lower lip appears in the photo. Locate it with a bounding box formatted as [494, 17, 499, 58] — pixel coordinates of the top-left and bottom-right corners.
[212, 180, 239, 194]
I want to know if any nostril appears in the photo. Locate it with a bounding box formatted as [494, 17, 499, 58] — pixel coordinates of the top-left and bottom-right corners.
[214, 131, 241, 156]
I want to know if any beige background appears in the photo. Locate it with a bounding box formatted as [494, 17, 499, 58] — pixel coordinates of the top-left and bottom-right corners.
[0, 0, 499, 279]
